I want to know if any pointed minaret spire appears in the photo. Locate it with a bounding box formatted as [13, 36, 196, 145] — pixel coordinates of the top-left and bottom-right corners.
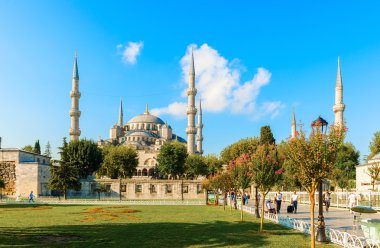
[72, 51, 79, 79]
[118, 98, 123, 126]
[333, 56, 345, 128]
[69, 52, 81, 141]
[197, 98, 203, 154]
[144, 103, 150, 115]
[291, 111, 297, 139]
[186, 46, 197, 154]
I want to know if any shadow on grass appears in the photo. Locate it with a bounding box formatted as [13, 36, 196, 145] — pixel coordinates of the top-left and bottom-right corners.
[0, 221, 307, 248]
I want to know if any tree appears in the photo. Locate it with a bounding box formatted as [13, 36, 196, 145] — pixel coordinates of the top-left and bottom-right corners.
[250, 144, 283, 232]
[21, 145, 34, 152]
[284, 125, 345, 248]
[157, 141, 188, 179]
[34, 140, 41, 155]
[368, 131, 380, 160]
[259, 125, 276, 145]
[332, 142, 360, 191]
[48, 138, 81, 200]
[220, 137, 260, 164]
[44, 141, 52, 157]
[204, 154, 223, 177]
[229, 154, 254, 221]
[64, 139, 103, 179]
[98, 145, 138, 179]
[0, 179, 5, 200]
[184, 154, 208, 179]
[367, 162, 380, 191]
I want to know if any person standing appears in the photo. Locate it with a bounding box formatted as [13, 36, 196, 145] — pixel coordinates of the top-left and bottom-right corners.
[275, 191, 283, 213]
[291, 191, 299, 214]
[29, 191, 34, 203]
[323, 190, 331, 212]
[348, 192, 357, 214]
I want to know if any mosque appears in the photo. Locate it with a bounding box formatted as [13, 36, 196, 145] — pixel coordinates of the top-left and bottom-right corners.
[69, 50, 204, 178]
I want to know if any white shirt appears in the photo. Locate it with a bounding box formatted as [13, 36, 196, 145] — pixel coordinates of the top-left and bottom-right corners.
[291, 194, 299, 201]
[276, 193, 282, 201]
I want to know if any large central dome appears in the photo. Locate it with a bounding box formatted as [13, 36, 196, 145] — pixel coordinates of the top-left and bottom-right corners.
[127, 105, 165, 124]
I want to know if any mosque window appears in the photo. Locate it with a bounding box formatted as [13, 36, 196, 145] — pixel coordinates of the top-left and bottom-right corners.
[182, 185, 189, 194]
[135, 184, 142, 193]
[120, 184, 127, 192]
[37, 158, 40, 163]
[142, 168, 148, 176]
[197, 184, 203, 194]
[165, 184, 172, 194]
[150, 184, 156, 193]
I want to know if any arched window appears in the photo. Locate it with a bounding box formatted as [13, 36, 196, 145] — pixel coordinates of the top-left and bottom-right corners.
[142, 168, 148, 176]
[137, 170, 142, 176]
[148, 168, 154, 176]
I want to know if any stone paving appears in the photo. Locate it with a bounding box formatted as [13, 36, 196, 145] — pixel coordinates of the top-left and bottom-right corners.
[246, 200, 380, 236]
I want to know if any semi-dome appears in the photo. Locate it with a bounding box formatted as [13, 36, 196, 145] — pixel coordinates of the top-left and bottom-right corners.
[127, 130, 159, 138]
[127, 114, 165, 125]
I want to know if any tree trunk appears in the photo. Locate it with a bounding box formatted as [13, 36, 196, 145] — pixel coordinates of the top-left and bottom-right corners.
[223, 192, 226, 211]
[230, 192, 233, 212]
[240, 191, 244, 221]
[255, 186, 260, 218]
[309, 190, 316, 248]
[260, 192, 266, 232]
[64, 189, 67, 200]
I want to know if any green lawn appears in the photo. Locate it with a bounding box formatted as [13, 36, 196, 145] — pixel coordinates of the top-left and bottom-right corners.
[0, 204, 336, 248]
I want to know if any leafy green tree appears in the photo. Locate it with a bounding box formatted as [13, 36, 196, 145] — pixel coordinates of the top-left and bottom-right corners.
[251, 144, 283, 232]
[220, 137, 260, 164]
[229, 154, 253, 221]
[259, 125, 276, 145]
[64, 139, 103, 179]
[98, 145, 138, 179]
[368, 131, 380, 160]
[284, 126, 345, 248]
[367, 162, 380, 191]
[157, 141, 188, 179]
[48, 162, 81, 200]
[332, 142, 360, 191]
[184, 154, 208, 179]
[44, 141, 52, 157]
[21, 145, 34, 152]
[204, 154, 223, 177]
[205, 172, 233, 210]
[94, 183, 109, 200]
[34, 140, 41, 154]
[277, 141, 302, 191]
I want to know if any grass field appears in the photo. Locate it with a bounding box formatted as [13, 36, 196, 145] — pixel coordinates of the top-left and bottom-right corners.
[0, 204, 336, 247]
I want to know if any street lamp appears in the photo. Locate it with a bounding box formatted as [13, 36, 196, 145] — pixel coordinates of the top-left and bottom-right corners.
[311, 116, 328, 243]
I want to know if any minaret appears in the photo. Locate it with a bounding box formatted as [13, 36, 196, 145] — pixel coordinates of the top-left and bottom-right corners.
[291, 111, 296, 138]
[186, 48, 197, 154]
[333, 57, 345, 128]
[69, 52, 81, 141]
[118, 98, 123, 126]
[197, 98, 204, 154]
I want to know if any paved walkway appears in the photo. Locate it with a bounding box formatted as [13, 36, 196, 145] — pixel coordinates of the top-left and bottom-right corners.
[246, 201, 380, 236]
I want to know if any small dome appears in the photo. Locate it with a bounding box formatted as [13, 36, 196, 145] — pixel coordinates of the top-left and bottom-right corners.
[127, 130, 158, 138]
[127, 114, 165, 125]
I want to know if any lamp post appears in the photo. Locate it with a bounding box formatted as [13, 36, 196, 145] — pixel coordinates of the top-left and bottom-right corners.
[311, 116, 328, 243]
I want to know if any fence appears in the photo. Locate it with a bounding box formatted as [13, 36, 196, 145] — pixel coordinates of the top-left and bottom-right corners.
[266, 191, 380, 209]
[238, 204, 380, 248]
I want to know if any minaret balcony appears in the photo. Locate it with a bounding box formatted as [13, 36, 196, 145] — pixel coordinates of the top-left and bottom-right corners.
[197, 137, 203, 141]
[187, 87, 197, 96]
[186, 127, 197, 134]
[333, 103, 345, 113]
[70, 91, 81, 98]
[187, 106, 197, 115]
[197, 124, 204, 128]
[70, 109, 81, 117]
[69, 129, 81, 136]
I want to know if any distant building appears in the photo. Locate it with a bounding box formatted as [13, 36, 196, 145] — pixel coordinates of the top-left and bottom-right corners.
[0, 148, 51, 197]
[356, 153, 380, 191]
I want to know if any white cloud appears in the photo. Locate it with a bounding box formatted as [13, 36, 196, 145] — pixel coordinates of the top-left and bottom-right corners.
[153, 43, 284, 120]
[117, 41, 144, 64]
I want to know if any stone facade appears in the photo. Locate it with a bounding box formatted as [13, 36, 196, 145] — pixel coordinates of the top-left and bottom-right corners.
[68, 179, 205, 200]
[0, 149, 51, 197]
[356, 153, 380, 191]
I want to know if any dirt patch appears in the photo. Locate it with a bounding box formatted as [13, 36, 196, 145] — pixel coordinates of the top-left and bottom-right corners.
[81, 215, 96, 222]
[114, 209, 140, 214]
[87, 207, 105, 213]
[101, 214, 121, 221]
[106, 205, 129, 209]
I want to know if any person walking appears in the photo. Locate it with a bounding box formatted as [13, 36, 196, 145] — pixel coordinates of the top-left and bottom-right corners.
[275, 191, 283, 213]
[29, 191, 34, 203]
[291, 191, 299, 214]
[323, 190, 331, 212]
[348, 192, 357, 214]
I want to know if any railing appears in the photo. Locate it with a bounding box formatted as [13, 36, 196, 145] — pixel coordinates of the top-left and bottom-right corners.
[239, 205, 380, 248]
[267, 191, 380, 210]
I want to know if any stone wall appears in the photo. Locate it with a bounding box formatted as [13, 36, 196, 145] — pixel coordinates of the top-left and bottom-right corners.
[0, 162, 16, 195]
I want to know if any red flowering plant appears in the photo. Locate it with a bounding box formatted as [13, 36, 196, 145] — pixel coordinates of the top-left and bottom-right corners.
[283, 124, 345, 248]
[228, 153, 254, 221]
[250, 144, 283, 232]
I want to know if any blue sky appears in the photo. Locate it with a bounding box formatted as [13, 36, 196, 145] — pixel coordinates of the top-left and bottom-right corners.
[0, 1, 379, 160]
